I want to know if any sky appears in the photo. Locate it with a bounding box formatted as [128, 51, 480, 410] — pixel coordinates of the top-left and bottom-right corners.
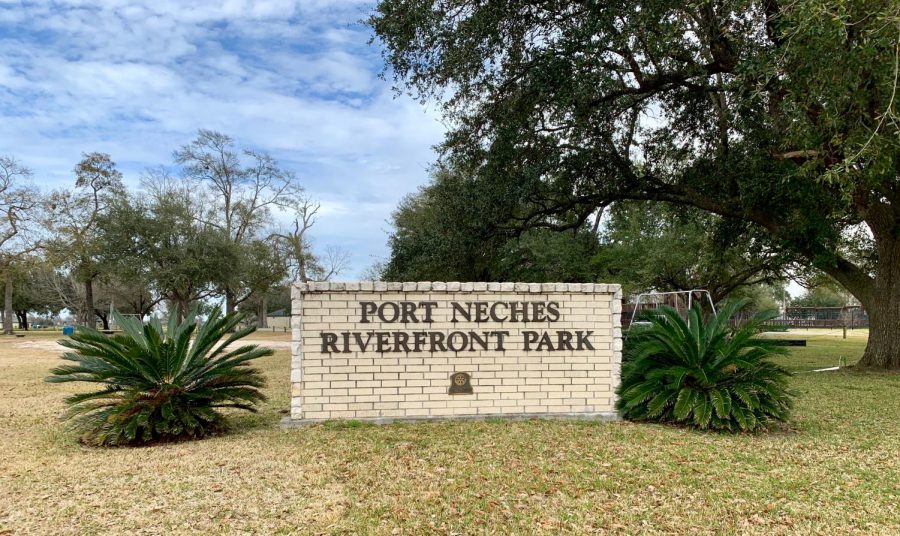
[0, 0, 445, 278]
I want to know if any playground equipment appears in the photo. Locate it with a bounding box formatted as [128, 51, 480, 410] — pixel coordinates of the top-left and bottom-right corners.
[625, 289, 717, 340]
[624, 290, 811, 346]
[628, 289, 717, 325]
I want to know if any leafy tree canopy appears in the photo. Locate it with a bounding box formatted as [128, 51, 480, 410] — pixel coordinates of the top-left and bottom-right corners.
[370, 0, 900, 367]
[595, 202, 792, 302]
[792, 286, 850, 308]
[383, 167, 600, 282]
[383, 168, 792, 301]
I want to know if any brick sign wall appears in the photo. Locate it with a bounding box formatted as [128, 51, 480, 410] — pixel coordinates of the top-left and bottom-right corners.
[289, 282, 622, 423]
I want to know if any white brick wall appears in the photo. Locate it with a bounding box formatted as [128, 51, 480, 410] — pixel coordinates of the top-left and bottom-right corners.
[289, 282, 622, 423]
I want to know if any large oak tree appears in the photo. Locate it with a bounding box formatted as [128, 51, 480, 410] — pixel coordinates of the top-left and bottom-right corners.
[371, 0, 900, 367]
[382, 168, 789, 294]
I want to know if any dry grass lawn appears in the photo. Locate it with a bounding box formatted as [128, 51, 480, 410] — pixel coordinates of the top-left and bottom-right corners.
[0, 329, 898, 534]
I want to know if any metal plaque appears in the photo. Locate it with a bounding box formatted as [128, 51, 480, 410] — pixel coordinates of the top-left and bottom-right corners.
[449, 372, 473, 395]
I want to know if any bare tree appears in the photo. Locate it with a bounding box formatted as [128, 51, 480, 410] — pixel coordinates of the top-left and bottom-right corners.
[39, 270, 83, 323]
[312, 246, 351, 282]
[360, 259, 387, 281]
[272, 197, 349, 282]
[174, 130, 303, 315]
[272, 196, 319, 282]
[0, 156, 40, 335]
[140, 167, 193, 203]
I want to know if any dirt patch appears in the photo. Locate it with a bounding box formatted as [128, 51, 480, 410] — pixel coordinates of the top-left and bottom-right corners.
[12, 340, 67, 354]
[7, 337, 290, 356]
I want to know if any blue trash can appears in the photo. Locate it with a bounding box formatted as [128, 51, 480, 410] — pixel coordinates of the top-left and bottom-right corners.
[62, 326, 75, 336]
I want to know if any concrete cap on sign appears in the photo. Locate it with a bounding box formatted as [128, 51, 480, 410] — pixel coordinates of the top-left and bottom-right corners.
[290, 281, 622, 294]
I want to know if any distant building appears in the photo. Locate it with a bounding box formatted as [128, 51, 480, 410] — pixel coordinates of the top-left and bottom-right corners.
[265, 309, 291, 329]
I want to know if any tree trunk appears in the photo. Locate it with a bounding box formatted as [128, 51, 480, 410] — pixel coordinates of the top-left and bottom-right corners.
[96, 311, 110, 331]
[857, 239, 900, 368]
[257, 295, 268, 328]
[174, 298, 189, 323]
[225, 288, 236, 316]
[3, 271, 12, 335]
[83, 279, 94, 328]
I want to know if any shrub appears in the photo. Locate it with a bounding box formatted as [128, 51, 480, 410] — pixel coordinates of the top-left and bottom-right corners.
[617, 300, 793, 432]
[47, 307, 271, 446]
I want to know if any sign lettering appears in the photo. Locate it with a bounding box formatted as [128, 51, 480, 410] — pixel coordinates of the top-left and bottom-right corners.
[320, 300, 592, 354]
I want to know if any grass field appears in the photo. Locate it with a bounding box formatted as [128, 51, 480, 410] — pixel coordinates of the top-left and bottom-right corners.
[0, 330, 897, 534]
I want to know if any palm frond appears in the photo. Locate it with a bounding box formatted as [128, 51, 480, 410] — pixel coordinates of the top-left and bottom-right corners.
[46, 305, 270, 447]
[618, 301, 794, 432]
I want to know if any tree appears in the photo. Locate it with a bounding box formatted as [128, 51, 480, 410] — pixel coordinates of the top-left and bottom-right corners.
[104, 278, 158, 320]
[45, 153, 124, 327]
[174, 130, 302, 315]
[94, 192, 166, 320]
[103, 186, 237, 322]
[0, 156, 40, 334]
[11, 259, 58, 330]
[38, 269, 83, 323]
[371, 1, 900, 367]
[383, 167, 532, 281]
[30, 264, 141, 330]
[594, 202, 791, 302]
[90, 279, 157, 331]
[730, 283, 788, 313]
[264, 283, 292, 313]
[792, 286, 849, 308]
[234, 238, 288, 328]
[272, 196, 349, 283]
[383, 167, 787, 289]
[495, 228, 601, 282]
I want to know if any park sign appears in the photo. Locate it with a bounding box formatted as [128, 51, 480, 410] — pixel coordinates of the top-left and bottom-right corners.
[287, 282, 622, 424]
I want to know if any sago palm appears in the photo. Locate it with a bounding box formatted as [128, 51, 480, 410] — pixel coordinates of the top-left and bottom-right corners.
[617, 299, 793, 432]
[47, 307, 271, 446]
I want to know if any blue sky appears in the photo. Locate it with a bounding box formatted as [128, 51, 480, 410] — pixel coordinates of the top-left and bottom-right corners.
[0, 0, 445, 278]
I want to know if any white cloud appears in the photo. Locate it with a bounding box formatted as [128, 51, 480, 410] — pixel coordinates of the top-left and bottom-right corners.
[0, 0, 443, 277]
